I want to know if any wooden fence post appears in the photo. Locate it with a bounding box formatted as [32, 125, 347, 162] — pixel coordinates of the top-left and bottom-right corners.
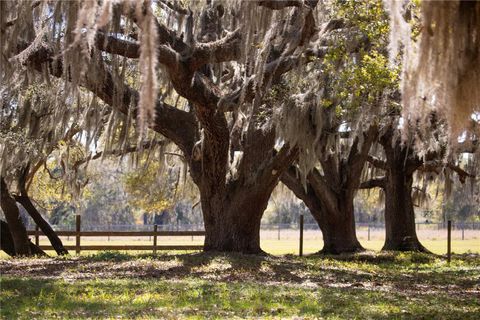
[462, 223, 464, 241]
[153, 224, 158, 255]
[76, 215, 81, 255]
[447, 220, 452, 264]
[299, 214, 304, 257]
[367, 225, 370, 241]
[278, 224, 281, 240]
[35, 225, 40, 246]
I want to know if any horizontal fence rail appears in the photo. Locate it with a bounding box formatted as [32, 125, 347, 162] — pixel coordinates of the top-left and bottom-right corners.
[27, 215, 205, 254]
[33, 245, 204, 251]
[26, 231, 206, 237]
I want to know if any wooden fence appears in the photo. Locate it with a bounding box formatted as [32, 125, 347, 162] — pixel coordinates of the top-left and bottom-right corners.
[27, 215, 205, 254]
[25, 215, 458, 258]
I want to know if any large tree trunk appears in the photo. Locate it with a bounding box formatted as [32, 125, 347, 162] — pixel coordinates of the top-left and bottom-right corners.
[202, 185, 270, 254]
[15, 194, 69, 255]
[319, 200, 363, 254]
[381, 141, 427, 252]
[280, 123, 380, 255]
[305, 192, 363, 254]
[190, 101, 297, 254]
[0, 220, 46, 257]
[0, 178, 31, 256]
[199, 154, 296, 254]
[281, 126, 376, 254]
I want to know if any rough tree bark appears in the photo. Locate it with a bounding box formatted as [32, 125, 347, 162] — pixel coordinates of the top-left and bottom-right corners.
[379, 134, 428, 252]
[200, 143, 297, 253]
[193, 115, 298, 253]
[320, 193, 363, 254]
[0, 220, 46, 257]
[14, 166, 69, 255]
[282, 169, 362, 254]
[0, 177, 31, 256]
[281, 126, 378, 254]
[202, 183, 273, 253]
[0, 220, 16, 255]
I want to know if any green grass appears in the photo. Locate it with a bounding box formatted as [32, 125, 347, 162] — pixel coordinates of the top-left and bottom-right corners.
[1, 252, 479, 319]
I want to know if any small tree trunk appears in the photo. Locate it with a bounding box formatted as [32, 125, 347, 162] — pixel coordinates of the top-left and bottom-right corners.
[382, 166, 427, 252]
[14, 166, 69, 255]
[0, 178, 31, 256]
[15, 194, 69, 255]
[0, 220, 46, 257]
[0, 220, 16, 256]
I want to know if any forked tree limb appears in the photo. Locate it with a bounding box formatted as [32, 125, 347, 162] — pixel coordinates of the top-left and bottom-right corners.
[420, 161, 475, 184]
[13, 41, 198, 159]
[359, 177, 386, 189]
[366, 155, 387, 170]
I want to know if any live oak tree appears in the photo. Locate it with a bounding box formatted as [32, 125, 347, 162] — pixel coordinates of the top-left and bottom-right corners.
[281, 0, 478, 254]
[1, 0, 345, 253]
[0, 79, 115, 256]
[362, 120, 477, 252]
[1, 32, 114, 256]
[366, 0, 480, 251]
[279, 0, 396, 254]
[363, 124, 430, 252]
[281, 125, 379, 254]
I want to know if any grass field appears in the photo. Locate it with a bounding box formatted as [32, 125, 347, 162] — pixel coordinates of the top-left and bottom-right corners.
[1, 251, 479, 319]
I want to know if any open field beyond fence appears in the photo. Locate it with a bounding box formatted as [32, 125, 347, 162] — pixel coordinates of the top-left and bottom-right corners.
[6, 224, 477, 257]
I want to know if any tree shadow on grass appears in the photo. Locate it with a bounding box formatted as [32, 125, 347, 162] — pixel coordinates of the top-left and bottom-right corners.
[1, 276, 479, 320]
[1, 251, 478, 293]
